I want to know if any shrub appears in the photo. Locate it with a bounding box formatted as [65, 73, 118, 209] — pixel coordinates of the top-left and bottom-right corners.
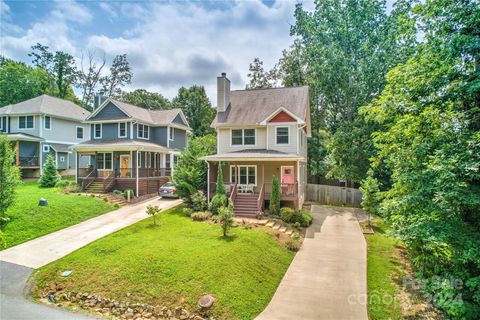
[56, 180, 80, 193]
[112, 189, 123, 195]
[103, 197, 109, 202]
[176, 182, 196, 207]
[215, 164, 226, 196]
[209, 194, 227, 215]
[113, 203, 120, 209]
[182, 207, 193, 217]
[146, 205, 162, 225]
[280, 207, 295, 223]
[298, 209, 313, 227]
[0, 230, 7, 249]
[269, 175, 280, 217]
[0, 135, 20, 225]
[191, 211, 211, 221]
[90, 194, 95, 198]
[359, 169, 381, 216]
[219, 200, 234, 237]
[55, 180, 70, 188]
[293, 222, 301, 229]
[191, 191, 208, 212]
[38, 154, 61, 188]
[285, 239, 301, 252]
[123, 188, 135, 199]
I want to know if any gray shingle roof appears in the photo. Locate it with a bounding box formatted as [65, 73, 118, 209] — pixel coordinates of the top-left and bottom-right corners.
[102, 99, 191, 130]
[212, 86, 309, 126]
[0, 95, 90, 121]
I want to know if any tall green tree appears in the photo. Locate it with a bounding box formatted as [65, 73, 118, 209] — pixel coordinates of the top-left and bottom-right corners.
[121, 89, 171, 110]
[38, 154, 61, 188]
[173, 134, 216, 192]
[0, 60, 50, 107]
[0, 135, 21, 225]
[246, 58, 276, 89]
[361, 0, 480, 317]
[289, 0, 417, 183]
[29, 43, 79, 99]
[100, 54, 132, 97]
[172, 86, 215, 137]
[78, 51, 106, 109]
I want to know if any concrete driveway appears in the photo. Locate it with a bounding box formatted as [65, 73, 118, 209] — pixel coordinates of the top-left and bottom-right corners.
[256, 205, 368, 320]
[0, 197, 182, 268]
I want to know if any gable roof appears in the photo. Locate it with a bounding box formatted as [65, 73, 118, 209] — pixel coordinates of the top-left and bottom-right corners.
[212, 86, 310, 130]
[87, 98, 191, 130]
[0, 95, 90, 121]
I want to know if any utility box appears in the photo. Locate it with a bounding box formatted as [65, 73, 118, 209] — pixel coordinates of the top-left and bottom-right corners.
[38, 198, 48, 206]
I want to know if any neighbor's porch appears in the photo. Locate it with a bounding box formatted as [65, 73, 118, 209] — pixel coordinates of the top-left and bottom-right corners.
[76, 150, 177, 195]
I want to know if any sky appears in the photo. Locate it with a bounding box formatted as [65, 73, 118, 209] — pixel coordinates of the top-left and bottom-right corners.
[0, 0, 393, 104]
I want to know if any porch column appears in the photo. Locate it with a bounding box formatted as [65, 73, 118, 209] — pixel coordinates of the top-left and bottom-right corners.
[75, 152, 79, 183]
[170, 153, 174, 177]
[206, 161, 210, 203]
[234, 162, 238, 184]
[15, 141, 19, 166]
[39, 141, 43, 174]
[136, 149, 139, 196]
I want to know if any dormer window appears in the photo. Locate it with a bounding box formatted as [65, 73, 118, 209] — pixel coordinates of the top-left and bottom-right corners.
[118, 123, 127, 138]
[138, 124, 149, 139]
[231, 129, 255, 146]
[276, 127, 289, 144]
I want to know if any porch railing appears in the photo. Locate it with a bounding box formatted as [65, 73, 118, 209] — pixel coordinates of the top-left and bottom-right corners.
[82, 169, 97, 190]
[230, 183, 238, 204]
[19, 156, 39, 167]
[210, 181, 297, 197]
[257, 183, 265, 212]
[103, 171, 115, 192]
[113, 167, 171, 178]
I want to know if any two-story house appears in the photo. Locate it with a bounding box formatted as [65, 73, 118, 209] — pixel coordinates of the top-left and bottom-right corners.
[202, 73, 311, 216]
[0, 95, 91, 178]
[74, 98, 191, 196]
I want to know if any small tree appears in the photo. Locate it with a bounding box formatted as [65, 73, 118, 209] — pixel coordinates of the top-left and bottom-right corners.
[269, 174, 281, 217]
[359, 169, 380, 227]
[146, 205, 162, 225]
[0, 135, 21, 226]
[215, 163, 226, 196]
[219, 200, 234, 237]
[38, 154, 61, 187]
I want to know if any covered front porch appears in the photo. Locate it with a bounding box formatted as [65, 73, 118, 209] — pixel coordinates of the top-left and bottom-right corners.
[7, 133, 43, 178]
[74, 141, 176, 196]
[203, 151, 306, 214]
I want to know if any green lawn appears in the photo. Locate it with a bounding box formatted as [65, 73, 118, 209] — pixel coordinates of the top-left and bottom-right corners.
[32, 205, 294, 320]
[365, 216, 404, 319]
[2, 181, 114, 248]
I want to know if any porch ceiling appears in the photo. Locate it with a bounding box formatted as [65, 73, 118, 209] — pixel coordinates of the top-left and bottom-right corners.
[201, 149, 304, 162]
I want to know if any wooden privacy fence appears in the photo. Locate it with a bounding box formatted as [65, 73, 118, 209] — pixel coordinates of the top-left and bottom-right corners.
[306, 184, 363, 207]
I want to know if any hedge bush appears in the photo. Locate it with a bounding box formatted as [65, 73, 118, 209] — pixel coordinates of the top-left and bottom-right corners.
[210, 194, 227, 215]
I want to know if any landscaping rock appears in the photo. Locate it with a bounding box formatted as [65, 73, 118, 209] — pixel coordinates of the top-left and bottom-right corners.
[197, 295, 214, 309]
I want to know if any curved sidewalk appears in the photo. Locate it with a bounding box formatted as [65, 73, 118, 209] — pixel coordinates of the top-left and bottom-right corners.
[0, 198, 182, 269]
[256, 205, 368, 320]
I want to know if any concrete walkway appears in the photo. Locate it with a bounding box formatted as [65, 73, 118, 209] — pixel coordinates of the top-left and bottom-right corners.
[0, 198, 182, 268]
[256, 205, 368, 320]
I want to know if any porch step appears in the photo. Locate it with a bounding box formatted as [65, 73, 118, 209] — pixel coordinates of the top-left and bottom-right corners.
[272, 224, 281, 230]
[266, 221, 275, 227]
[264, 220, 295, 237]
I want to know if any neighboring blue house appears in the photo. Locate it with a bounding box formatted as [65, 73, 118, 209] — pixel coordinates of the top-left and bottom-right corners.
[74, 98, 191, 196]
[0, 95, 91, 178]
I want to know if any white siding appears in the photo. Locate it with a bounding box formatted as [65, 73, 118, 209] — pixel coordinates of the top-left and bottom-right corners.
[267, 123, 298, 154]
[41, 116, 89, 143]
[217, 127, 266, 153]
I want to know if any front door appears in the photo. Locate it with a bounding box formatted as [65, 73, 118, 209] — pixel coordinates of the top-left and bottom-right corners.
[120, 155, 130, 177]
[281, 166, 295, 195]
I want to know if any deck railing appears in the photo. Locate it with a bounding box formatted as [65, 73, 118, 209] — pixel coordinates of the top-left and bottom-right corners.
[82, 169, 97, 190]
[103, 171, 115, 192]
[210, 181, 297, 197]
[257, 183, 265, 212]
[19, 156, 39, 167]
[114, 167, 172, 178]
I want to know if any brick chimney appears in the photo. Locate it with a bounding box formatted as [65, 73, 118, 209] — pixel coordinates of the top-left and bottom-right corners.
[217, 72, 230, 112]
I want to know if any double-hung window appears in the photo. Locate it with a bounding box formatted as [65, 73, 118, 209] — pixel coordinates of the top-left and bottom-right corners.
[230, 165, 256, 185]
[76, 127, 84, 139]
[94, 123, 102, 139]
[118, 123, 127, 138]
[97, 153, 112, 170]
[138, 124, 149, 139]
[169, 127, 175, 141]
[276, 127, 289, 144]
[19, 115, 34, 129]
[231, 129, 255, 146]
[44, 116, 51, 129]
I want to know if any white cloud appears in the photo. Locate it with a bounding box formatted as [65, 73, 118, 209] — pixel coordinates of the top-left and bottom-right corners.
[99, 2, 118, 19]
[2, 0, 298, 104]
[88, 0, 297, 102]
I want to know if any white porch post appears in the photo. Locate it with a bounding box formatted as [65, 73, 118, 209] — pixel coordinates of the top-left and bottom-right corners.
[75, 151, 78, 183]
[170, 153, 174, 177]
[136, 149, 139, 196]
[206, 161, 210, 203]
